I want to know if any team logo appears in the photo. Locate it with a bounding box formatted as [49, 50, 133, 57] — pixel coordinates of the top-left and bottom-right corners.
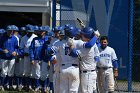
[35, 40, 41, 47]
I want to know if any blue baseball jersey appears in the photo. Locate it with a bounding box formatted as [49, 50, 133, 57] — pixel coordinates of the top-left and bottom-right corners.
[41, 43, 55, 62]
[97, 46, 118, 68]
[29, 37, 46, 61]
[0, 33, 18, 60]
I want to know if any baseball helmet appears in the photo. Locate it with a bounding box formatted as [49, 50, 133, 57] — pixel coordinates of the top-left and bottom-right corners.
[64, 24, 73, 31]
[40, 26, 51, 32]
[54, 26, 64, 32]
[33, 26, 39, 31]
[47, 31, 54, 37]
[75, 28, 81, 36]
[59, 29, 65, 36]
[0, 29, 3, 34]
[20, 27, 26, 31]
[7, 25, 19, 31]
[66, 26, 77, 38]
[26, 25, 34, 32]
[0, 29, 6, 33]
[81, 27, 94, 39]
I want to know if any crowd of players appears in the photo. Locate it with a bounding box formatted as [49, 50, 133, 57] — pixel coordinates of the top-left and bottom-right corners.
[0, 24, 118, 93]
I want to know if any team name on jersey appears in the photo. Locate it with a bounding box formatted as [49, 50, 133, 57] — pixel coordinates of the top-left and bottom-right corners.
[35, 40, 43, 47]
[100, 53, 111, 58]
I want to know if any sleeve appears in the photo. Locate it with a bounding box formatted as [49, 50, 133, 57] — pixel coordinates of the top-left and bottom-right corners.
[73, 48, 87, 58]
[15, 38, 19, 53]
[73, 36, 97, 49]
[51, 45, 59, 53]
[19, 37, 25, 50]
[29, 39, 35, 61]
[40, 44, 45, 61]
[19, 38, 24, 55]
[69, 48, 79, 57]
[111, 48, 118, 61]
[83, 36, 97, 48]
[18, 49, 24, 56]
[111, 48, 118, 69]
[14, 38, 19, 49]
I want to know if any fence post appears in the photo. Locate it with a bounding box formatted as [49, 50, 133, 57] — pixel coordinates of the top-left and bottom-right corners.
[52, 0, 56, 28]
[128, 0, 134, 92]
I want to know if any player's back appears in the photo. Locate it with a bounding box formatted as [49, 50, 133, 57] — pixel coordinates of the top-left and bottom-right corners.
[79, 43, 99, 71]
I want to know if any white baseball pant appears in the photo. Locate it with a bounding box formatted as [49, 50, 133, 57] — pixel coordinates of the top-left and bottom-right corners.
[14, 58, 24, 77]
[40, 62, 49, 81]
[31, 60, 40, 79]
[53, 71, 60, 93]
[60, 65, 80, 93]
[24, 56, 32, 77]
[49, 63, 54, 82]
[80, 71, 97, 93]
[97, 68, 114, 93]
[1, 59, 15, 77]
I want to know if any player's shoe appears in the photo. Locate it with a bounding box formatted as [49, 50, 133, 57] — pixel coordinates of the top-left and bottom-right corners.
[4, 85, 9, 90]
[28, 86, 34, 92]
[34, 87, 41, 93]
[16, 85, 23, 91]
[18, 84, 23, 91]
[50, 90, 53, 93]
[0, 86, 5, 91]
[9, 86, 15, 91]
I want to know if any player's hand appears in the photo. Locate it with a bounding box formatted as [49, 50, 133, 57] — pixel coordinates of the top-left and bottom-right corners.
[52, 59, 57, 64]
[114, 69, 118, 77]
[47, 61, 51, 70]
[12, 52, 17, 56]
[68, 38, 74, 46]
[80, 23, 85, 28]
[3, 49, 9, 53]
[94, 30, 100, 38]
[31, 60, 35, 65]
[38, 61, 41, 65]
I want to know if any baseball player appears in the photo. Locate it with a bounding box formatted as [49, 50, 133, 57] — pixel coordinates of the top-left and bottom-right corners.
[45, 31, 55, 93]
[29, 25, 48, 92]
[68, 27, 100, 93]
[97, 36, 118, 93]
[40, 39, 55, 93]
[19, 27, 27, 37]
[12, 25, 26, 91]
[20, 25, 37, 91]
[0, 25, 19, 91]
[51, 26, 64, 93]
[51, 25, 81, 93]
[0, 29, 5, 91]
[38, 26, 52, 92]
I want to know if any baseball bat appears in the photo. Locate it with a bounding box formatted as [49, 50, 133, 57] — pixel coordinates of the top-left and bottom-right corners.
[77, 18, 85, 28]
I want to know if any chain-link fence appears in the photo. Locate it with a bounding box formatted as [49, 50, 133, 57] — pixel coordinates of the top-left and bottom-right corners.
[132, 0, 140, 92]
[55, 0, 139, 92]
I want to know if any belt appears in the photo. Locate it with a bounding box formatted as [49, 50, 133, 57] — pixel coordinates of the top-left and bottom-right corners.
[80, 70, 95, 73]
[97, 67, 112, 70]
[62, 64, 78, 66]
